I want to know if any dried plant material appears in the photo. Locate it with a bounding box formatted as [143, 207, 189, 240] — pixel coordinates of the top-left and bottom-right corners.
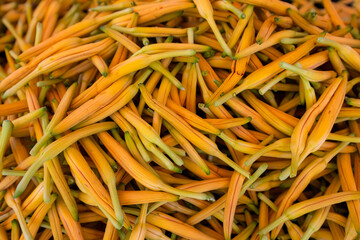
[0, 0, 360, 239]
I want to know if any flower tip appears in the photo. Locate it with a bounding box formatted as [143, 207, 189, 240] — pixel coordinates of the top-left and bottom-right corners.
[2, 92, 9, 100]
[345, 97, 352, 104]
[244, 159, 252, 167]
[256, 38, 263, 45]
[174, 167, 182, 173]
[44, 196, 51, 204]
[316, 37, 325, 43]
[2, 119, 13, 127]
[289, 173, 297, 178]
[207, 194, 215, 202]
[190, 49, 196, 55]
[341, 70, 348, 76]
[29, 148, 38, 156]
[319, 31, 327, 37]
[13, 190, 21, 199]
[279, 171, 289, 181]
[118, 219, 124, 229]
[111, 163, 118, 172]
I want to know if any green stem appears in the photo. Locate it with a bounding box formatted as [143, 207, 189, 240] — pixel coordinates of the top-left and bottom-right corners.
[0, 120, 13, 175]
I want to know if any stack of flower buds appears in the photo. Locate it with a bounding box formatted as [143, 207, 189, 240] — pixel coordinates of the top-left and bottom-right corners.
[0, 0, 360, 239]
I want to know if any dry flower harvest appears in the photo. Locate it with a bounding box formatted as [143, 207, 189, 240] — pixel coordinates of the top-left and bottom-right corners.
[0, 0, 360, 239]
